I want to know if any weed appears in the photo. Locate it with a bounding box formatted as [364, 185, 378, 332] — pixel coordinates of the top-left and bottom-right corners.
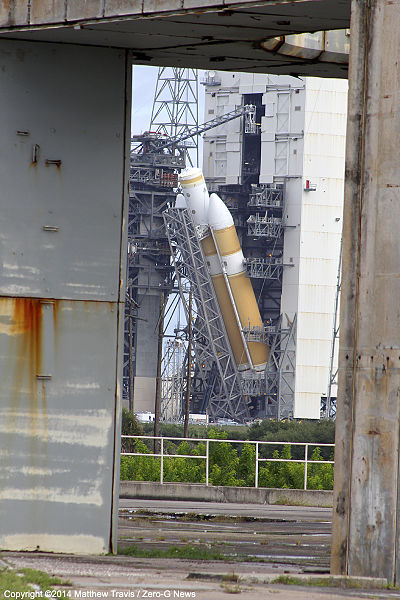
[272, 575, 304, 586]
[222, 572, 239, 583]
[0, 567, 67, 594]
[118, 543, 228, 561]
[220, 583, 241, 594]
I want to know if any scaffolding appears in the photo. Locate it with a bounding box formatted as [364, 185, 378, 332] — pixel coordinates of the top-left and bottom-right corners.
[247, 214, 283, 239]
[163, 207, 250, 423]
[264, 314, 297, 419]
[161, 338, 186, 422]
[248, 184, 284, 209]
[245, 257, 283, 280]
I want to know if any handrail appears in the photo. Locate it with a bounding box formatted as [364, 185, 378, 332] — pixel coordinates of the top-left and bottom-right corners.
[121, 435, 334, 490]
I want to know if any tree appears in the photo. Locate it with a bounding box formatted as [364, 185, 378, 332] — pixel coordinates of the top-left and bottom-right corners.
[121, 408, 143, 452]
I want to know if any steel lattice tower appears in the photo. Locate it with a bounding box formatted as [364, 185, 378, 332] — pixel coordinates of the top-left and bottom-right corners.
[150, 67, 199, 167]
[124, 67, 199, 416]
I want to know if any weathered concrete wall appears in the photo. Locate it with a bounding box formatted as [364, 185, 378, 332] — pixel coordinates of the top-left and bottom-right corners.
[331, 0, 400, 584]
[0, 0, 319, 28]
[0, 39, 131, 555]
[120, 481, 333, 507]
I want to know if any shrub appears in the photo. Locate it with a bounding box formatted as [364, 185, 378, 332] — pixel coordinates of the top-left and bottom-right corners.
[121, 408, 143, 453]
[120, 421, 335, 490]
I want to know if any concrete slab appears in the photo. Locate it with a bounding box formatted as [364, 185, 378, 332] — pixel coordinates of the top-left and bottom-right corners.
[2, 551, 396, 600]
[120, 481, 333, 507]
[0, 1, 350, 78]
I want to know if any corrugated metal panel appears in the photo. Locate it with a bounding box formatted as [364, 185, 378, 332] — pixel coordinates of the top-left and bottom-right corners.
[293, 392, 321, 419]
[299, 231, 342, 260]
[293, 78, 347, 418]
[299, 259, 338, 286]
[296, 338, 332, 368]
[298, 284, 337, 313]
[297, 313, 334, 341]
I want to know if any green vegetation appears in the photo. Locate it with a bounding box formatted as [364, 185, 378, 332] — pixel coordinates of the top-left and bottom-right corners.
[220, 583, 242, 594]
[0, 566, 65, 594]
[118, 543, 227, 561]
[121, 408, 143, 453]
[271, 575, 392, 589]
[272, 575, 305, 586]
[136, 417, 335, 452]
[120, 425, 334, 489]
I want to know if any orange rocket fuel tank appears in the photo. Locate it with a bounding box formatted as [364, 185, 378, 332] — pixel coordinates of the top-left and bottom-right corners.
[208, 193, 269, 371]
[201, 232, 250, 371]
[178, 168, 269, 372]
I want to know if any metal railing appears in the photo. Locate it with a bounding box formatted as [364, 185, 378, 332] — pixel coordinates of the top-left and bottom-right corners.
[121, 435, 334, 490]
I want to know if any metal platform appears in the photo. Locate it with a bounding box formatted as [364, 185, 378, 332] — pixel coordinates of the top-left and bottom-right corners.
[247, 215, 283, 239]
[245, 257, 283, 280]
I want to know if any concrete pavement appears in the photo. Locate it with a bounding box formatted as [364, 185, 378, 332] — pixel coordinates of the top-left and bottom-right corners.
[2, 500, 398, 600]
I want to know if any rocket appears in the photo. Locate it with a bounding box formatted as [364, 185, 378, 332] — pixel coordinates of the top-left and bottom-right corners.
[178, 167, 269, 372]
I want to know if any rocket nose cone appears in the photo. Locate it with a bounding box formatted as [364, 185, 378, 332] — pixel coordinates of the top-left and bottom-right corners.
[208, 193, 234, 231]
[178, 168, 210, 227]
[175, 194, 187, 209]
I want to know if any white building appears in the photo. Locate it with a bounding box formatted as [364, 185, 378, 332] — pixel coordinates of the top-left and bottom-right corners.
[202, 72, 347, 419]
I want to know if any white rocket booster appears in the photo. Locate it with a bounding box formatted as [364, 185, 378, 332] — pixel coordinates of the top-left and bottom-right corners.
[179, 168, 269, 372]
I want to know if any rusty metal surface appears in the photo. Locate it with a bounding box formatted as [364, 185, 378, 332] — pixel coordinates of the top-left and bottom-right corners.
[0, 39, 130, 554]
[331, 0, 400, 584]
[0, 299, 119, 553]
[0, 1, 350, 78]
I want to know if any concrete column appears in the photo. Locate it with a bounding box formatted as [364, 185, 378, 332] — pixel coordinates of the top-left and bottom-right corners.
[331, 0, 400, 583]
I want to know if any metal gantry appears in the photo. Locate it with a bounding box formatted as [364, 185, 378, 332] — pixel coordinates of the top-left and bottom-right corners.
[161, 338, 186, 422]
[150, 67, 199, 167]
[264, 314, 297, 419]
[124, 68, 199, 410]
[163, 207, 250, 423]
[248, 184, 284, 209]
[247, 214, 283, 239]
[245, 257, 283, 280]
[324, 238, 342, 419]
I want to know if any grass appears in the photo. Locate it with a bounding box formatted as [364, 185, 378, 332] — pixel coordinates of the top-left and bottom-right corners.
[220, 583, 241, 594]
[118, 543, 227, 561]
[118, 542, 327, 566]
[272, 575, 397, 590]
[222, 573, 239, 583]
[0, 567, 66, 594]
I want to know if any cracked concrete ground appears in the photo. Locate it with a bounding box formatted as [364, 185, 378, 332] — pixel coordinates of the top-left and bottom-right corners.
[2, 500, 399, 600]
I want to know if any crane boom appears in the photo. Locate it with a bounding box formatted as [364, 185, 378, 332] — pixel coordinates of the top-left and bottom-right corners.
[131, 104, 256, 155]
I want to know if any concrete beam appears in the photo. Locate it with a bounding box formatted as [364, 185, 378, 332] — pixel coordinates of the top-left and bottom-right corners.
[0, 0, 350, 77]
[331, 0, 400, 584]
[0, 0, 349, 28]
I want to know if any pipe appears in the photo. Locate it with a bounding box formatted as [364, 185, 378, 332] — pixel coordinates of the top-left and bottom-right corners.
[208, 192, 269, 372]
